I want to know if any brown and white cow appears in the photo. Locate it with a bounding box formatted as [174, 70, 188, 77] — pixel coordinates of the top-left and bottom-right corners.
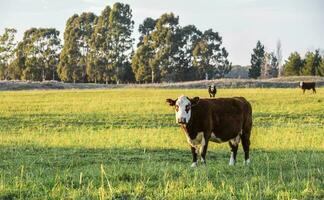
[299, 81, 316, 94]
[166, 95, 252, 167]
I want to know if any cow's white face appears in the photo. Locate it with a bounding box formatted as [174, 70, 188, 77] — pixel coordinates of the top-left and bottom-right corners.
[175, 96, 192, 124]
[166, 96, 200, 125]
[211, 85, 215, 91]
[300, 81, 303, 87]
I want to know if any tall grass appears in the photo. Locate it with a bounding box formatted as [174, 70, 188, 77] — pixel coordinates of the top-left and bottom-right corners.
[0, 88, 323, 199]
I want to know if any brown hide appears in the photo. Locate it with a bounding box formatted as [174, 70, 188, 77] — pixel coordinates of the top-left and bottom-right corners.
[183, 97, 252, 142]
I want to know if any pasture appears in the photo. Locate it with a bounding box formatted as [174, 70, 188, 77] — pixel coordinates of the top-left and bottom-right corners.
[0, 88, 323, 199]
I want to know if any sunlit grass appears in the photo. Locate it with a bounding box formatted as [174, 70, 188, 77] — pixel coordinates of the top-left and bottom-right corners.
[0, 88, 323, 199]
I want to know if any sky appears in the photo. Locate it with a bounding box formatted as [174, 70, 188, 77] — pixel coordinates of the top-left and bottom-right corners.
[0, 0, 323, 65]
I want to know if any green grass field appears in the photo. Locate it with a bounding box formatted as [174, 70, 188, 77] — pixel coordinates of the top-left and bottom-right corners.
[0, 88, 323, 199]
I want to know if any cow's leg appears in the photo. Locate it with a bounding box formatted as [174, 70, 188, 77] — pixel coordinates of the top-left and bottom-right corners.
[200, 136, 209, 165]
[190, 146, 198, 167]
[313, 88, 316, 94]
[241, 133, 251, 165]
[303, 89, 305, 94]
[228, 141, 238, 165]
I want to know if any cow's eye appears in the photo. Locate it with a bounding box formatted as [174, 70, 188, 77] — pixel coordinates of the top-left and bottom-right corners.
[185, 105, 191, 112]
[175, 105, 179, 112]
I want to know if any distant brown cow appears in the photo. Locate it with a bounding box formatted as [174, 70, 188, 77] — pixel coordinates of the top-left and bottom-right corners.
[299, 81, 316, 94]
[166, 95, 252, 167]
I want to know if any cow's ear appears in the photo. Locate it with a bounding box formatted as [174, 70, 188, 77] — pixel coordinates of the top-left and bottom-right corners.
[166, 98, 176, 106]
[190, 97, 200, 107]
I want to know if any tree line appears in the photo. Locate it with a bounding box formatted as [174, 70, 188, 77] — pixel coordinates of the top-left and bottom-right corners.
[1, 3, 323, 83]
[248, 40, 324, 79]
[0, 2, 231, 83]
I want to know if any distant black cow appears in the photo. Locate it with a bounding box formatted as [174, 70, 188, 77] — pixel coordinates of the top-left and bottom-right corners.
[299, 81, 316, 94]
[208, 85, 217, 97]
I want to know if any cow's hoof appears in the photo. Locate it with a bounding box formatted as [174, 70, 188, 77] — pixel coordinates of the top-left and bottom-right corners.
[229, 158, 235, 166]
[244, 159, 250, 165]
[191, 162, 198, 168]
[201, 158, 206, 165]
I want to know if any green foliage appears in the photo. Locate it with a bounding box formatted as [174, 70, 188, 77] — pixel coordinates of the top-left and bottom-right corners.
[133, 14, 231, 83]
[193, 29, 231, 79]
[283, 52, 304, 76]
[174, 25, 202, 81]
[302, 50, 323, 76]
[0, 28, 17, 80]
[4, 3, 324, 83]
[149, 13, 180, 82]
[138, 17, 156, 47]
[9, 28, 61, 81]
[58, 13, 97, 83]
[88, 6, 112, 84]
[1, 3, 234, 83]
[108, 3, 135, 84]
[0, 88, 323, 199]
[132, 44, 154, 82]
[249, 40, 265, 79]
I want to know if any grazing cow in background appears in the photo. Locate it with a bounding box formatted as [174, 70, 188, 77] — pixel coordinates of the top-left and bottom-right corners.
[166, 95, 252, 167]
[299, 81, 316, 94]
[208, 85, 217, 97]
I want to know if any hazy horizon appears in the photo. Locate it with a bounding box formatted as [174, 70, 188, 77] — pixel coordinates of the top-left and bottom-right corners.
[1, 0, 323, 65]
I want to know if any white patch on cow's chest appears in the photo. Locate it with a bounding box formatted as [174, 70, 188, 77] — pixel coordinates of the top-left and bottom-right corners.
[209, 132, 223, 143]
[186, 132, 205, 148]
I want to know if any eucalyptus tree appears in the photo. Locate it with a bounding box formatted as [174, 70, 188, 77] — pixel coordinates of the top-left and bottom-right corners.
[9, 28, 61, 81]
[132, 44, 154, 83]
[137, 17, 156, 47]
[148, 13, 180, 82]
[133, 14, 230, 82]
[58, 14, 81, 82]
[77, 12, 97, 82]
[9, 41, 25, 80]
[108, 3, 134, 84]
[58, 13, 97, 83]
[32, 28, 61, 81]
[173, 25, 202, 81]
[193, 29, 231, 80]
[88, 6, 112, 83]
[18, 28, 42, 80]
[0, 28, 17, 80]
[132, 17, 157, 83]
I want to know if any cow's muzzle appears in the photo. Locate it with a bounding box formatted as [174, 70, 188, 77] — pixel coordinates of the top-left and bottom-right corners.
[177, 118, 187, 124]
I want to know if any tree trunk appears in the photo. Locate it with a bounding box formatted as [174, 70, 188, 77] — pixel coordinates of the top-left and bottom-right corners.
[42, 69, 45, 82]
[52, 67, 55, 81]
